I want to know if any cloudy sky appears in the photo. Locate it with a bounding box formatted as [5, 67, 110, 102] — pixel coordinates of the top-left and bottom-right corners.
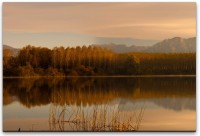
[3, 2, 196, 48]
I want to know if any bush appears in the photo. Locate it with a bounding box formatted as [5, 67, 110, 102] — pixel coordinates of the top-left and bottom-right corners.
[18, 65, 38, 77]
[34, 68, 45, 76]
[68, 70, 79, 76]
[46, 67, 64, 76]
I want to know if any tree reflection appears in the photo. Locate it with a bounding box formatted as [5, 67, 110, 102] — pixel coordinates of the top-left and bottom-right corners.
[3, 77, 195, 110]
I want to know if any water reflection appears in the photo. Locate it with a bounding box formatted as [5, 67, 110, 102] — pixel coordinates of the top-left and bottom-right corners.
[3, 77, 195, 111]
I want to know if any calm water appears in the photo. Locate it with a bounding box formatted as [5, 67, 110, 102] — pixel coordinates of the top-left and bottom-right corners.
[3, 77, 196, 131]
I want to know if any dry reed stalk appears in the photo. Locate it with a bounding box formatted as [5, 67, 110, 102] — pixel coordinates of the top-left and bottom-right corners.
[49, 104, 145, 131]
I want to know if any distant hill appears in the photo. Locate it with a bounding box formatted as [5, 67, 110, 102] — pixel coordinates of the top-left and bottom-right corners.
[3, 45, 19, 56]
[95, 37, 159, 47]
[4, 32, 159, 48]
[92, 43, 148, 53]
[145, 37, 196, 53]
[94, 37, 196, 53]
[3, 37, 196, 54]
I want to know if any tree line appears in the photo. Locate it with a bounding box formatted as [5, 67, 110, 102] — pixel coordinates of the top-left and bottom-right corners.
[3, 45, 196, 77]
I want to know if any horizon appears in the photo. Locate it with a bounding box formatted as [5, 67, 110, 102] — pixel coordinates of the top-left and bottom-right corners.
[3, 2, 196, 49]
[3, 36, 196, 50]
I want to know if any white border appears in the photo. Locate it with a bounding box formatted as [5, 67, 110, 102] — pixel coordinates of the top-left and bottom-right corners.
[0, 0, 199, 136]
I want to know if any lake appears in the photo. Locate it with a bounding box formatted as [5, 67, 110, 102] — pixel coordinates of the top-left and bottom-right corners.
[3, 76, 196, 131]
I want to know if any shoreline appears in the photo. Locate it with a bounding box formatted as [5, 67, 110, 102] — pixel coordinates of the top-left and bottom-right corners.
[3, 75, 196, 79]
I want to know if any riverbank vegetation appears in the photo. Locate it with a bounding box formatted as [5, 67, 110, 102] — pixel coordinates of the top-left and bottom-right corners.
[49, 105, 145, 131]
[3, 45, 196, 77]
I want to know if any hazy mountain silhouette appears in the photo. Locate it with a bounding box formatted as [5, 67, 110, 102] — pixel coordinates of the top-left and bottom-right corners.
[3, 44, 19, 56]
[145, 37, 196, 53]
[4, 32, 159, 48]
[92, 43, 148, 53]
[96, 37, 158, 46]
[94, 37, 196, 53]
[3, 37, 196, 54]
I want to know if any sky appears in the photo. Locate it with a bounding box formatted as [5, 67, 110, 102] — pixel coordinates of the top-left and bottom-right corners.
[3, 2, 196, 48]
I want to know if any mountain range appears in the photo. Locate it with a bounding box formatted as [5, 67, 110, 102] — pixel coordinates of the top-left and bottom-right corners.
[95, 37, 158, 47]
[93, 37, 196, 53]
[3, 37, 196, 55]
[145, 37, 196, 53]
[3, 44, 19, 56]
[4, 32, 159, 48]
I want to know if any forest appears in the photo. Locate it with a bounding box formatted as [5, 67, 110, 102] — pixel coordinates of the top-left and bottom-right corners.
[3, 45, 196, 77]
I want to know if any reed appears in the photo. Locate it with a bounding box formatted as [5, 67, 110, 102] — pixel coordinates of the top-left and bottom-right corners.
[49, 104, 145, 131]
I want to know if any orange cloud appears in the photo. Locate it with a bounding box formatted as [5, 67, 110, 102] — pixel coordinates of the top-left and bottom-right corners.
[3, 2, 196, 39]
